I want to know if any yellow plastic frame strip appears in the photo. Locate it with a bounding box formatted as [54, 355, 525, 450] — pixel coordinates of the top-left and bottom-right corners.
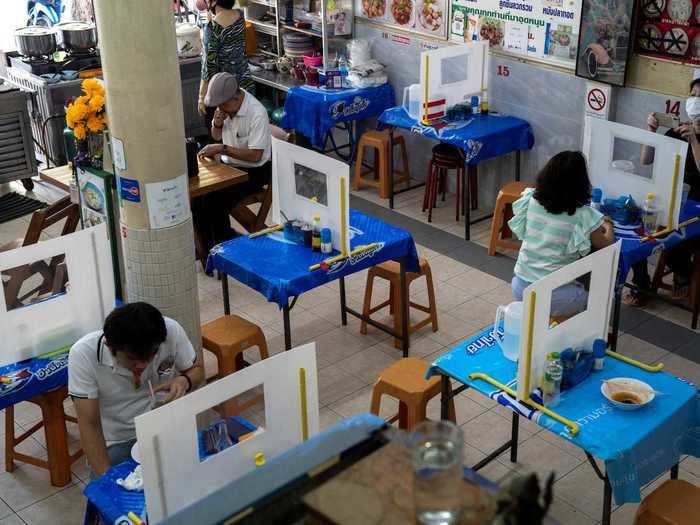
[308, 243, 380, 271]
[667, 154, 681, 228]
[605, 351, 664, 372]
[640, 217, 700, 242]
[522, 290, 537, 396]
[248, 223, 283, 239]
[422, 54, 430, 125]
[469, 373, 580, 436]
[340, 176, 348, 257]
[299, 368, 309, 441]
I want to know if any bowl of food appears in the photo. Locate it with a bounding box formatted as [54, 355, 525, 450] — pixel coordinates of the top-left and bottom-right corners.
[363, 0, 386, 18]
[417, 0, 443, 32]
[391, 0, 413, 26]
[601, 377, 655, 411]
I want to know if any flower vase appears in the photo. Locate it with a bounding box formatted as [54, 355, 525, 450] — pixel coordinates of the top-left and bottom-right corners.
[88, 132, 104, 170]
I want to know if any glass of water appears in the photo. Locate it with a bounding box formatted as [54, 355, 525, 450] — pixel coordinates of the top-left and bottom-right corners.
[411, 420, 464, 525]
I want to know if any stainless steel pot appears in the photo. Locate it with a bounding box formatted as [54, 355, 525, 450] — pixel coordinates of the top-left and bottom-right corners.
[14, 26, 57, 58]
[55, 21, 97, 52]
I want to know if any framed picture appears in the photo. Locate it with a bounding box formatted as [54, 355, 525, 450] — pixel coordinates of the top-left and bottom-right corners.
[575, 0, 636, 86]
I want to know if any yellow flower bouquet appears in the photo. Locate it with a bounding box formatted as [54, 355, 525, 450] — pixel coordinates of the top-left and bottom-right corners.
[65, 79, 107, 141]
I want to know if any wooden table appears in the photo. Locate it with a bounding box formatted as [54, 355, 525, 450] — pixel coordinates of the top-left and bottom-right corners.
[39, 160, 248, 199]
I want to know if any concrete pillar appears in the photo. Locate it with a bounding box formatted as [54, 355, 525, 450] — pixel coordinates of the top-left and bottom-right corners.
[94, 0, 201, 347]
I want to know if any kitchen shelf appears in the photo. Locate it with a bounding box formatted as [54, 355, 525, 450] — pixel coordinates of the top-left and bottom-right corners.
[247, 0, 353, 82]
[280, 24, 323, 38]
[250, 19, 279, 35]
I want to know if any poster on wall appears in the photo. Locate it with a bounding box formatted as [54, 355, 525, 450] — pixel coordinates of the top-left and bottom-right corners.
[448, 0, 581, 68]
[357, 0, 449, 39]
[636, 0, 700, 65]
[575, 0, 635, 86]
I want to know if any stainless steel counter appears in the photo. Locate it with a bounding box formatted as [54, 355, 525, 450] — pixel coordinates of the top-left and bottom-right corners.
[251, 69, 303, 92]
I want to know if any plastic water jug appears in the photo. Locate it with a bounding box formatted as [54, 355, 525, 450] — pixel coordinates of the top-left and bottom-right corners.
[402, 84, 422, 121]
[493, 301, 522, 361]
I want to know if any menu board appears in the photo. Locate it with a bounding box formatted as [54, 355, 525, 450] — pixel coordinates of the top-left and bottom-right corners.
[449, 0, 582, 68]
[356, 0, 450, 39]
[635, 0, 700, 65]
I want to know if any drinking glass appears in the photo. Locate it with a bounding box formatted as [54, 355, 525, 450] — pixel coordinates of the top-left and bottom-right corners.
[412, 420, 464, 525]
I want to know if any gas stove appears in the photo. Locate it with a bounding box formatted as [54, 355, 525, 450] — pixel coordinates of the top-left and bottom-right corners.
[6, 50, 101, 77]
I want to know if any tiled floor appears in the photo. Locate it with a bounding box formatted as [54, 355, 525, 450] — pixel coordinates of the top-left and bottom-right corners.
[1, 177, 700, 524]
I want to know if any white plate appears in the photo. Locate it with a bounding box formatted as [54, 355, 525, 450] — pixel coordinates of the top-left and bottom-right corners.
[601, 377, 655, 411]
[131, 441, 141, 463]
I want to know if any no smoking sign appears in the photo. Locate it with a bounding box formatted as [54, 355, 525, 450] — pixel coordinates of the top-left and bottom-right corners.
[584, 82, 611, 120]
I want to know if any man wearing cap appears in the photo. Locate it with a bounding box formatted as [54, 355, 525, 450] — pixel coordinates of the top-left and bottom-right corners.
[198, 72, 272, 194]
[192, 73, 272, 255]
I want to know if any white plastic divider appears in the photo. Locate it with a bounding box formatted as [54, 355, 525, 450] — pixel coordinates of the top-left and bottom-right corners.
[0, 223, 115, 367]
[135, 343, 320, 523]
[583, 116, 688, 230]
[516, 242, 621, 400]
[420, 40, 488, 111]
[271, 137, 351, 254]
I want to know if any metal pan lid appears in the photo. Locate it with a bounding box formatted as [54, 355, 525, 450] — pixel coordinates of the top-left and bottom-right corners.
[56, 21, 95, 31]
[14, 26, 55, 36]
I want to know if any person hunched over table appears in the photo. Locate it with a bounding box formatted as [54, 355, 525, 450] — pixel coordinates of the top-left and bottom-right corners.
[192, 72, 272, 260]
[69, 303, 204, 480]
[627, 77, 700, 306]
[508, 151, 616, 317]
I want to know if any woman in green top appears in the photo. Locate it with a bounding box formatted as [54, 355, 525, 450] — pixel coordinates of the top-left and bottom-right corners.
[198, 0, 254, 119]
[509, 151, 616, 317]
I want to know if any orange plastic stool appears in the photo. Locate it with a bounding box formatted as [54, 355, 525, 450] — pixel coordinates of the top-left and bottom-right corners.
[361, 257, 438, 349]
[370, 358, 456, 430]
[487, 181, 531, 256]
[202, 315, 270, 414]
[354, 130, 409, 199]
[634, 479, 700, 524]
[651, 246, 700, 329]
[5, 386, 83, 487]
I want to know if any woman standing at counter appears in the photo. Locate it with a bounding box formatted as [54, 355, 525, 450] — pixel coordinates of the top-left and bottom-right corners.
[197, 0, 254, 123]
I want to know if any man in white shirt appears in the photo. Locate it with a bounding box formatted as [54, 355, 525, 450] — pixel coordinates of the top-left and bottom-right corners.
[194, 72, 272, 253]
[68, 302, 204, 477]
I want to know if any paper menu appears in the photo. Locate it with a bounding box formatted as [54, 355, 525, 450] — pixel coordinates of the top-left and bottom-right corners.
[504, 22, 528, 54]
[146, 174, 190, 229]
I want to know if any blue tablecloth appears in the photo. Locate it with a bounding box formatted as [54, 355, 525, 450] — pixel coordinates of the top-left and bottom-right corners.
[614, 200, 700, 286]
[281, 84, 395, 148]
[205, 209, 419, 308]
[0, 350, 69, 411]
[426, 327, 700, 504]
[85, 417, 257, 525]
[378, 107, 534, 165]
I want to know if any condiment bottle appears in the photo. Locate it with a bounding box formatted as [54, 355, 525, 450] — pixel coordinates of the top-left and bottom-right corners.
[471, 95, 480, 115]
[592, 339, 607, 371]
[301, 222, 312, 247]
[480, 90, 489, 114]
[542, 352, 562, 407]
[642, 192, 657, 236]
[320, 228, 332, 254]
[591, 187, 603, 211]
[312, 215, 321, 252]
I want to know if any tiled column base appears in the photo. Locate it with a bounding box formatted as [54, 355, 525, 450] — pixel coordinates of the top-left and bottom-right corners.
[120, 218, 201, 349]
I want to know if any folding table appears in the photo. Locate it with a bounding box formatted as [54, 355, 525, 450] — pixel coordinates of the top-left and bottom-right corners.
[378, 108, 534, 240]
[206, 209, 420, 356]
[427, 327, 700, 525]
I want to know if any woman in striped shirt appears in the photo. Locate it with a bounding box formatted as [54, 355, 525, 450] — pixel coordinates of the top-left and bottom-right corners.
[508, 151, 615, 317]
[198, 0, 254, 119]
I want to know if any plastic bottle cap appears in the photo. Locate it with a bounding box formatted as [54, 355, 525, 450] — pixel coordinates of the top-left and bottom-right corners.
[551, 352, 561, 359]
[313, 215, 320, 221]
[646, 192, 654, 200]
[320, 228, 331, 242]
[592, 187, 602, 202]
